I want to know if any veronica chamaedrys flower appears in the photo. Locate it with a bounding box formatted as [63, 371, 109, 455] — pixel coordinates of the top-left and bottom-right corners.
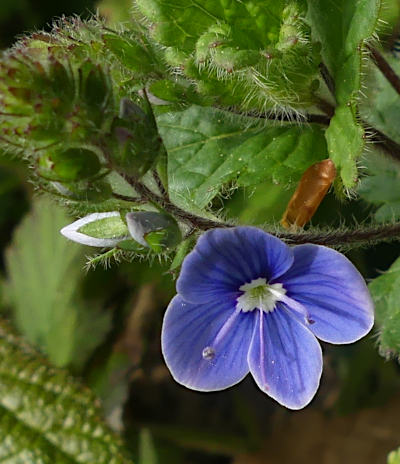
[161, 227, 374, 410]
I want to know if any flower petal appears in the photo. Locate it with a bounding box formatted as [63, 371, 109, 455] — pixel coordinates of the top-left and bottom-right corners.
[279, 245, 374, 344]
[177, 227, 294, 304]
[248, 307, 322, 410]
[162, 295, 255, 391]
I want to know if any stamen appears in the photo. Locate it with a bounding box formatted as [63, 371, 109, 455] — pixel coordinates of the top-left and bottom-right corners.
[236, 277, 286, 313]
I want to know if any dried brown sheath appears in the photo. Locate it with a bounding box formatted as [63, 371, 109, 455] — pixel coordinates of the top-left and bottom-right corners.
[281, 159, 336, 229]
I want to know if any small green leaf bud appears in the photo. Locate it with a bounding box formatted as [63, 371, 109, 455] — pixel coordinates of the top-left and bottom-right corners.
[125, 211, 182, 252]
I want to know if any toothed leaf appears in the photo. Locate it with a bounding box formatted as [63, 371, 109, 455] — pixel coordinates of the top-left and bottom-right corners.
[157, 106, 327, 209]
[308, 0, 382, 188]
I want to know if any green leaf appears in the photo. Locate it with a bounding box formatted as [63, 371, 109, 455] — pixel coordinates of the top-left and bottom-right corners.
[308, 0, 382, 187]
[325, 105, 362, 187]
[358, 152, 400, 222]
[0, 320, 133, 463]
[157, 106, 327, 209]
[5, 198, 112, 368]
[369, 256, 400, 359]
[136, 0, 320, 111]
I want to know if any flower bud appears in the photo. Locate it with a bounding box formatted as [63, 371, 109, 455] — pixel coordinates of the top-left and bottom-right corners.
[61, 211, 130, 247]
[0, 41, 114, 152]
[109, 98, 162, 177]
[125, 211, 182, 252]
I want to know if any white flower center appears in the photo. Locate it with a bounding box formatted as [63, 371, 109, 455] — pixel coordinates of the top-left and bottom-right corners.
[236, 277, 286, 313]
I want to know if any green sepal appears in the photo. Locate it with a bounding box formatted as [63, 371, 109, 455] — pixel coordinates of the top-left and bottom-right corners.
[37, 148, 101, 182]
[169, 236, 196, 272]
[102, 33, 157, 75]
[116, 239, 147, 252]
[125, 211, 182, 251]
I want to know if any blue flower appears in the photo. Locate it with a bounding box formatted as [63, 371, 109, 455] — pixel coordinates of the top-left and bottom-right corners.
[161, 227, 374, 410]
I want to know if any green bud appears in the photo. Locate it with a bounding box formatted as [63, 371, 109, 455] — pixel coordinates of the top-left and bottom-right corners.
[212, 47, 260, 72]
[125, 211, 182, 252]
[137, 0, 320, 111]
[163, 47, 189, 67]
[109, 98, 162, 177]
[61, 211, 130, 247]
[0, 37, 115, 154]
[37, 148, 101, 182]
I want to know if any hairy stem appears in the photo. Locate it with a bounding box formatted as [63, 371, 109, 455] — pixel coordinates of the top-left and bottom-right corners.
[119, 173, 400, 247]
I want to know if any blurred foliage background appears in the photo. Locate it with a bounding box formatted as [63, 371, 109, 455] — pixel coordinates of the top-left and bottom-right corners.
[2, 1, 400, 463]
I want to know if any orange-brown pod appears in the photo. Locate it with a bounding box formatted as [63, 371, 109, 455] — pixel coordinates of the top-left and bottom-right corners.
[281, 159, 336, 229]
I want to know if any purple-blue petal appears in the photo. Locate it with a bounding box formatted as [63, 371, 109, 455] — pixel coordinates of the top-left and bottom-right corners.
[162, 295, 256, 391]
[177, 227, 294, 304]
[248, 307, 322, 410]
[279, 245, 374, 344]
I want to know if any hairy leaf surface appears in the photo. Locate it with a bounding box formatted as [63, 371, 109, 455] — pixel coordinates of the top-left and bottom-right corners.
[308, 0, 381, 187]
[0, 320, 133, 463]
[158, 106, 327, 209]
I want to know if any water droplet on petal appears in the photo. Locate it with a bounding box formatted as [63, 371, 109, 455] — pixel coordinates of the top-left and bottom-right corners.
[202, 346, 215, 360]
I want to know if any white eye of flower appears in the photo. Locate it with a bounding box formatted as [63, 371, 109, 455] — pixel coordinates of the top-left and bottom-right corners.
[236, 277, 286, 313]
